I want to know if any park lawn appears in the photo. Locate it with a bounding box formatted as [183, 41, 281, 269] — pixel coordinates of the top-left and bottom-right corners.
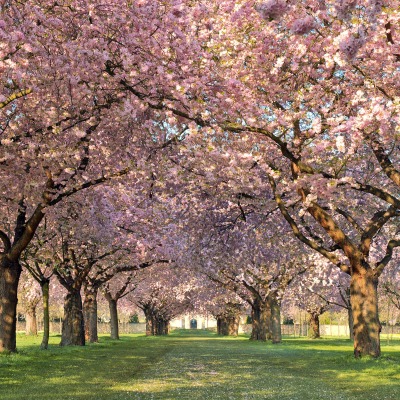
[0, 330, 399, 400]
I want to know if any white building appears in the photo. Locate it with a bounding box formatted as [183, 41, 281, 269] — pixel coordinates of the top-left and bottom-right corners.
[170, 314, 218, 330]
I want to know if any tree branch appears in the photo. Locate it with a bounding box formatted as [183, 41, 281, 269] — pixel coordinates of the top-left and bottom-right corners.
[334, 207, 363, 234]
[367, 134, 400, 187]
[49, 166, 131, 206]
[0, 89, 32, 109]
[360, 206, 398, 256]
[375, 239, 400, 277]
[0, 230, 11, 253]
[267, 173, 350, 274]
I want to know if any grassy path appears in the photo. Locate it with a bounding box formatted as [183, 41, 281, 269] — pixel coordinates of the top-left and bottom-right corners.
[1, 331, 399, 399]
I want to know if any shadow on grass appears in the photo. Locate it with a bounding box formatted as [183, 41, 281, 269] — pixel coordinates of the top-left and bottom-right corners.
[1, 332, 399, 399]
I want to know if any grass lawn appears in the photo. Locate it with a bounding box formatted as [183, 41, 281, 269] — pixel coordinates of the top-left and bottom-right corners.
[1, 330, 399, 400]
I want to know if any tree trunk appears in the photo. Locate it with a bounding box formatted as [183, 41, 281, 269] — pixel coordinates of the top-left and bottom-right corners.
[217, 316, 238, 336]
[83, 287, 99, 343]
[308, 312, 321, 339]
[155, 318, 169, 335]
[217, 317, 227, 335]
[25, 305, 38, 336]
[228, 316, 239, 336]
[145, 316, 154, 336]
[60, 289, 85, 346]
[250, 299, 270, 341]
[269, 296, 282, 344]
[108, 298, 119, 340]
[347, 306, 354, 341]
[40, 280, 50, 349]
[350, 269, 381, 357]
[0, 258, 21, 352]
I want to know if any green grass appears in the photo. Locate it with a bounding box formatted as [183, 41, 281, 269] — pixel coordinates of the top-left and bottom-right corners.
[1, 330, 400, 399]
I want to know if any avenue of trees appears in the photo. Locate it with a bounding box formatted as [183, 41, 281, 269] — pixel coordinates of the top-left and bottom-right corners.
[1, 0, 400, 359]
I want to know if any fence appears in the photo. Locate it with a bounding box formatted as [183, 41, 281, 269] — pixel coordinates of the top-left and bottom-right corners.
[17, 321, 147, 335]
[16, 321, 400, 337]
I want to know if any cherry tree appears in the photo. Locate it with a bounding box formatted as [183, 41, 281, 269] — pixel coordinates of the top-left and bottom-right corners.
[299, 267, 353, 340]
[2, 0, 399, 360]
[136, 0, 400, 358]
[20, 220, 58, 348]
[1, 0, 200, 352]
[19, 270, 41, 336]
[197, 218, 317, 343]
[0, 1, 139, 352]
[199, 289, 244, 337]
[128, 264, 195, 336]
[102, 272, 140, 340]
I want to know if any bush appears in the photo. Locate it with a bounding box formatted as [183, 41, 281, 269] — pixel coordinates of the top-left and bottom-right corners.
[129, 313, 139, 323]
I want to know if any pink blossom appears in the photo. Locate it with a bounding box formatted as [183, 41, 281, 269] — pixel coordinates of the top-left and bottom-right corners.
[290, 16, 316, 35]
[256, 0, 288, 21]
[339, 28, 366, 60]
[367, 0, 383, 20]
[334, 0, 357, 20]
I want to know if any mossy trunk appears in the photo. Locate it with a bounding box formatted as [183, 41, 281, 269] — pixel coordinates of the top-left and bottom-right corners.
[60, 289, 85, 346]
[350, 268, 381, 358]
[0, 257, 21, 352]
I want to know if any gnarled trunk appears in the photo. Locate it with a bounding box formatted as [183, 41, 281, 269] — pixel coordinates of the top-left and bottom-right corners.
[0, 258, 21, 352]
[60, 289, 85, 346]
[108, 298, 119, 340]
[40, 280, 50, 349]
[269, 295, 282, 344]
[25, 305, 38, 336]
[83, 287, 98, 343]
[250, 298, 270, 341]
[351, 268, 380, 358]
[308, 312, 321, 339]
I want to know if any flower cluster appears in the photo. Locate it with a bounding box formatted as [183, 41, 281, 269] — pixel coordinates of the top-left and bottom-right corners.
[334, 0, 357, 20]
[256, 0, 288, 21]
[290, 16, 316, 35]
[339, 27, 367, 60]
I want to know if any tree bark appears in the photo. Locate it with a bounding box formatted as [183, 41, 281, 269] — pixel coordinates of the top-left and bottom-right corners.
[40, 280, 50, 349]
[308, 313, 321, 339]
[351, 268, 381, 358]
[228, 316, 239, 336]
[145, 314, 154, 336]
[347, 306, 354, 341]
[83, 287, 99, 343]
[217, 316, 239, 336]
[25, 305, 38, 336]
[269, 296, 282, 344]
[250, 298, 270, 341]
[108, 298, 119, 340]
[60, 289, 85, 346]
[155, 318, 169, 335]
[0, 257, 21, 352]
